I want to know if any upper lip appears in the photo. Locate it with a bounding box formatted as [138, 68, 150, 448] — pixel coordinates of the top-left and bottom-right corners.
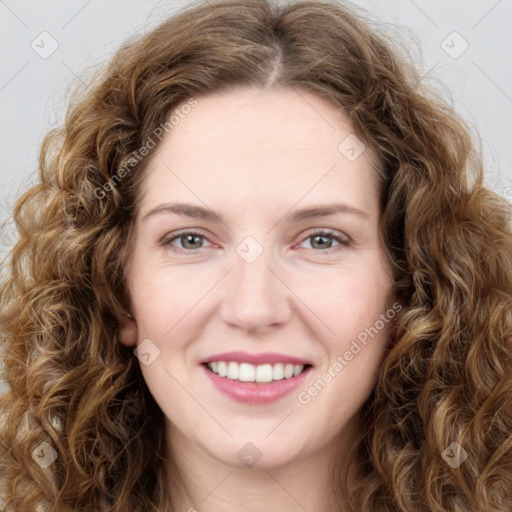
[201, 351, 312, 366]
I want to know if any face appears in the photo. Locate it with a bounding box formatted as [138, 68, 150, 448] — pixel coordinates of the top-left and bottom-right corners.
[121, 86, 395, 471]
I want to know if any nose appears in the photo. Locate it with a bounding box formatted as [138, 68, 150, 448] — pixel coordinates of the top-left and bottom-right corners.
[220, 242, 292, 333]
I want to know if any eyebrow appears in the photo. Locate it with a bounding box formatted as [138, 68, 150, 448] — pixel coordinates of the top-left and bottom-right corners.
[141, 201, 369, 224]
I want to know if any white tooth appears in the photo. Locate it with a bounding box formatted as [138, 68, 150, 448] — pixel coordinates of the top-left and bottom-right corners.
[227, 361, 239, 379]
[284, 363, 294, 379]
[212, 361, 305, 382]
[255, 364, 273, 383]
[293, 364, 304, 376]
[217, 361, 227, 377]
[238, 363, 256, 382]
[272, 363, 284, 380]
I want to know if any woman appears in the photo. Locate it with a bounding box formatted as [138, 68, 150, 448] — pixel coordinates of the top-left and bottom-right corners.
[1, 0, 511, 510]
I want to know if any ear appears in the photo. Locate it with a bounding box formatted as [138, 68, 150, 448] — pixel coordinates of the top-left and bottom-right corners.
[119, 315, 138, 346]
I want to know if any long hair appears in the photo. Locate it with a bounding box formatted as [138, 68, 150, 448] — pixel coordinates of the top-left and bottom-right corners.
[1, 0, 511, 510]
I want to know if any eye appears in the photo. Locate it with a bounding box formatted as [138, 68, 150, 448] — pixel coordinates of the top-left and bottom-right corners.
[160, 228, 351, 255]
[160, 230, 212, 253]
[298, 229, 351, 253]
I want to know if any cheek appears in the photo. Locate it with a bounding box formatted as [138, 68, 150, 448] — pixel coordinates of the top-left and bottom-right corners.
[311, 266, 390, 338]
[129, 262, 206, 335]
[305, 266, 393, 385]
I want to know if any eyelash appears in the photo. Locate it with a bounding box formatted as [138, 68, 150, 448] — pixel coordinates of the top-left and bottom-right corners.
[159, 228, 352, 255]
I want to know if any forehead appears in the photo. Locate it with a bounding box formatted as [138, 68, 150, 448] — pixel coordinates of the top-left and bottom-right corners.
[158, 86, 357, 155]
[138, 87, 381, 217]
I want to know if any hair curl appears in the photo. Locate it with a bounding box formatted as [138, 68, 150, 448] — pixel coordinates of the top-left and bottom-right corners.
[1, 0, 511, 510]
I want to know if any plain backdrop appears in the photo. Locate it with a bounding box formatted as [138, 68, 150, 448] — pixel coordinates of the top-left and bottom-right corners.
[0, 0, 511, 394]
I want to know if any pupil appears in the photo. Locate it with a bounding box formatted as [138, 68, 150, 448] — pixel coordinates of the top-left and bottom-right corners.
[314, 235, 330, 248]
[185, 234, 200, 248]
[182, 234, 332, 250]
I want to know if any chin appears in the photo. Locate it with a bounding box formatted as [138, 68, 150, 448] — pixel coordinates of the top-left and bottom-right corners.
[208, 437, 305, 471]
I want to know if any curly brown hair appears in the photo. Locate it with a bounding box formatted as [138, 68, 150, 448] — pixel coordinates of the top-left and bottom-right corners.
[1, 0, 511, 510]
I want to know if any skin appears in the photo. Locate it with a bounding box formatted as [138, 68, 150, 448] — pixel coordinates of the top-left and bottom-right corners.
[120, 86, 395, 512]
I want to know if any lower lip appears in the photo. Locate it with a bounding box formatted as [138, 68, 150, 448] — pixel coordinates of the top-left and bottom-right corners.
[201, 364, 312, 404]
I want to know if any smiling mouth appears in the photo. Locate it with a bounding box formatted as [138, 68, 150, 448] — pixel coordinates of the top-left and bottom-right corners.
[203, 361, 313, 383]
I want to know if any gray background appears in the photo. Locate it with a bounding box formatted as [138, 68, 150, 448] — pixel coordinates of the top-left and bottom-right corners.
[0, 0, 511, 395]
